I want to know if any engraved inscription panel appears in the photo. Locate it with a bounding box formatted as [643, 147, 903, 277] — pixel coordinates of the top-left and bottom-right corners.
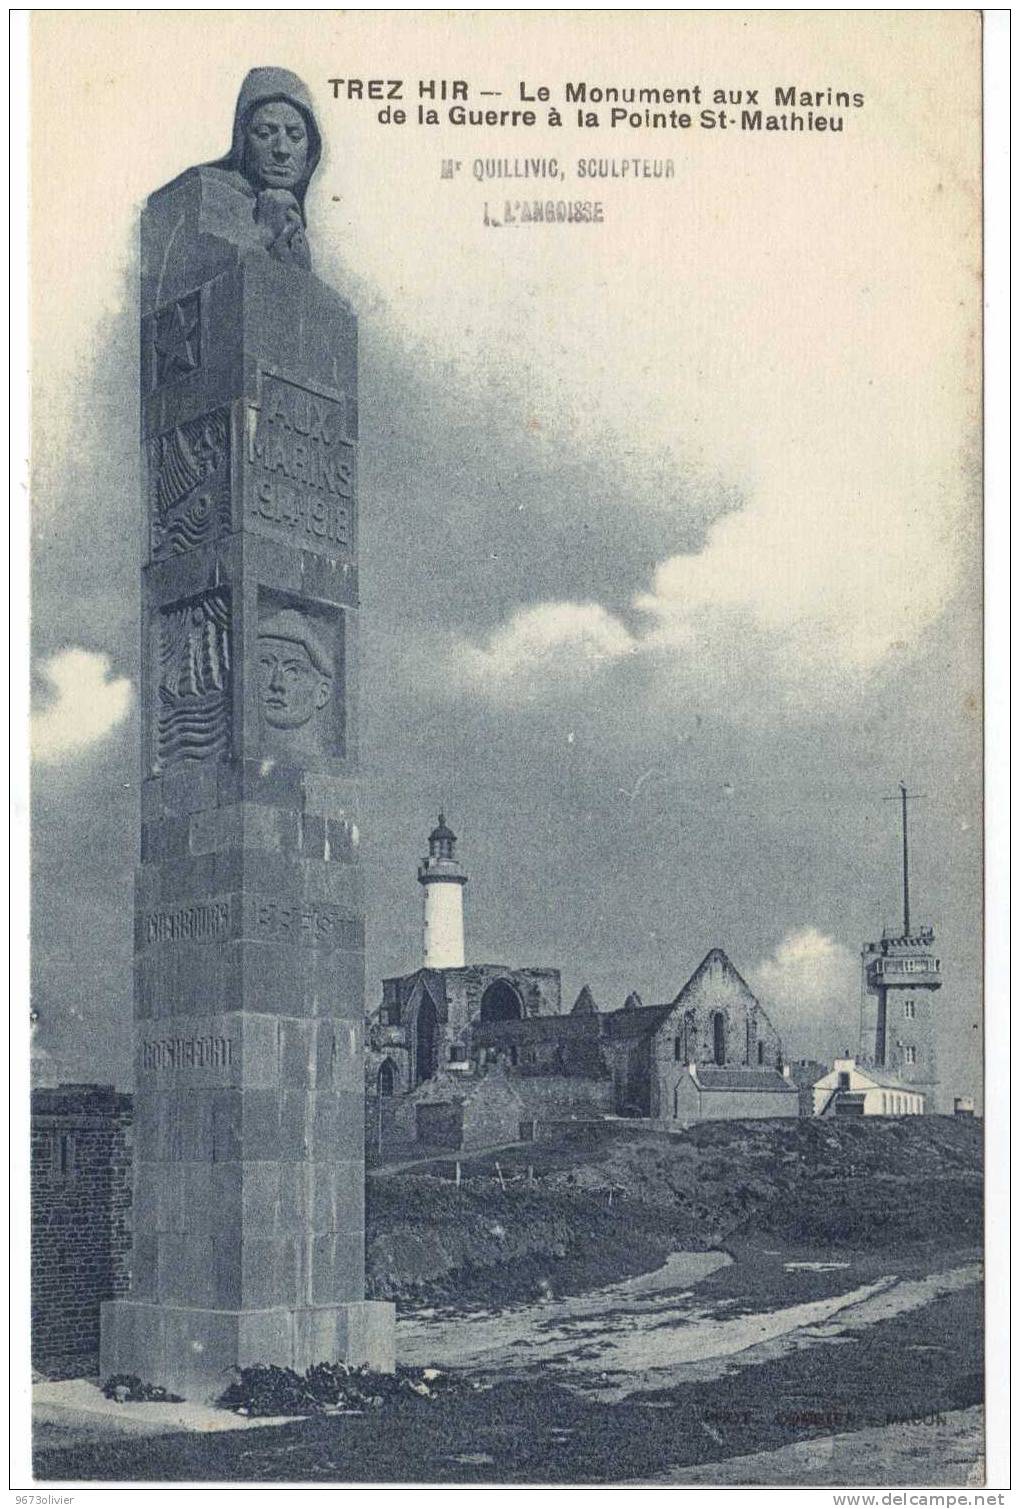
[143, 900, 231, 946]
[137, 895, 357, 950]
[246, 897, 357, 948]
[140, 1034, 233, 1071]
[155, 591, 231, 768]
[246, 373, 354, 555]
[150, 409, 230, 559]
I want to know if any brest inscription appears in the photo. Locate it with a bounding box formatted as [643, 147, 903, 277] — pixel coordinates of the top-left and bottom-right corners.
[156, 591, 231, 767]
[150, 410, 230, 559]
[140, 897, 353, 948]
[247, 375, 353, 551]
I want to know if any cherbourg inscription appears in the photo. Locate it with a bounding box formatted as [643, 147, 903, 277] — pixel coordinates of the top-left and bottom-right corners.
[145, 900, 231, 945]
[247, 374, 354, 550]
[140, 897, 352, 948]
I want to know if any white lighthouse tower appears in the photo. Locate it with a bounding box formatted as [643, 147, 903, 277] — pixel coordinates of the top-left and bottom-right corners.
[417, 813, 467, 969]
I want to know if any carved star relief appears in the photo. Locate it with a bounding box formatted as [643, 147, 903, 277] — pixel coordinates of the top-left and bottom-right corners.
[153, 295, 201, 385]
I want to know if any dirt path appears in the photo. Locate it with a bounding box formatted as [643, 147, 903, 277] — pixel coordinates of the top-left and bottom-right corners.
[648, 1405, 985, 1487]
[398, 1250, 982, 1402]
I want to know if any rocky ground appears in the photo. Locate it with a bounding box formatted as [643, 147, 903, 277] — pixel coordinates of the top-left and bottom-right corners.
[365, 1114, 982, 1307]
[33, 1116, 985, 1485]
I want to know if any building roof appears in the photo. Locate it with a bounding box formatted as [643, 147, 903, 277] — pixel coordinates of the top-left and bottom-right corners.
[571, 985, 598, 1014]
[671, 947, 756, 1007]
[429, 812, 456, 843]
[690, 1066, 797, 1094]
[602, 1001, 676, 1040]
[853, 1067, 919, 1092]
[820, 1060, 921, 1093]
[472, 1013, 596, 1044]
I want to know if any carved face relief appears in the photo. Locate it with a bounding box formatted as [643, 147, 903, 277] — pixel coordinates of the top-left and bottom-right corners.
[259, 635, 330, 730]
[244, 101, 309, 191]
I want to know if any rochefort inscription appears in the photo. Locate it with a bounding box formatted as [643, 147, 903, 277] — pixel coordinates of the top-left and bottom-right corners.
[141, 1035, 233, 1071]
[247, 373, 354, 551]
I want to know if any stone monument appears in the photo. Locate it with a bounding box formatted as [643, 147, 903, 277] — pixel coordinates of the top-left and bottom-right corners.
[101, 68, 395, 1399]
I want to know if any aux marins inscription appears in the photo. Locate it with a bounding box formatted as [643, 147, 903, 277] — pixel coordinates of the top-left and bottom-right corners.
[247, 375, 354, 552]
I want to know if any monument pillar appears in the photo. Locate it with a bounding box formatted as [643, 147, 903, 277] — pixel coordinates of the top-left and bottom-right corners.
[101, 69, 394, 1400]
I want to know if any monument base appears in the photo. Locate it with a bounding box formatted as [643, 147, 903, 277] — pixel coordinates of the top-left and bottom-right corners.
[101, 1298, 395, 1402]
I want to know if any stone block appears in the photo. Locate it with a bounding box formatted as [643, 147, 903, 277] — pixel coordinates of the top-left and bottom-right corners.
[279, 1019, 315, 1086]
[299, 552, 358, 609]
[298, 858, 363, 912]
[240, 1162, 280, 1237]
[301, 771, 361, 818]
[279, 1089, 313, 1160]
[310, 1230, 365, 1305]
[240, 1089, 280, 1160]
[334, 1160, 365, 1230]
[241, 1238, 299, 1309]
[211, 1089, 243, 1161]
[302, 813, 327, 859]
[104, 1295, 394, 1401]
[334, 1090, 364, 1155]
[189, 805, 242, 855]
[162, 763, 219, 816]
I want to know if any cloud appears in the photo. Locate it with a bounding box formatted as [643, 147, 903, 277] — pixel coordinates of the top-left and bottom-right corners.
[753, 927, 861, 1063]
[454, 601, 636, 699]
[32, 649, 132, 764]
[440, 445, 971, 718]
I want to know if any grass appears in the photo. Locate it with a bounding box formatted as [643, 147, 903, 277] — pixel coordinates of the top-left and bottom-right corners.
[365, 1117, 983, 1309]
[34, 1284, 983, 1484]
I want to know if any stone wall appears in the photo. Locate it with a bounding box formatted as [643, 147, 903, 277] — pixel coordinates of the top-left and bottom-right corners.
[511, 1074, 613, 1116]
[671, 1071, 798, 1126]
[31, 1085, 133, 1377]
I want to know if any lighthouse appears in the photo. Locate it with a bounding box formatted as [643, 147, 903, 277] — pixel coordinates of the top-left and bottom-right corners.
[417, 813, 467, 968]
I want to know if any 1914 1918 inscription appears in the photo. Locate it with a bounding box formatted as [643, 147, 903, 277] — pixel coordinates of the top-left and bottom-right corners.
[246, 372, 354, 552]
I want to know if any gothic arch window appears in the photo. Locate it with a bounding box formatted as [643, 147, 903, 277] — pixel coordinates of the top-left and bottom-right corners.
[479, 978, 524, 1024]
[412, 994, 440, 1086]
[377, 1059, 396, 1097]
[712, 1012, 726, 1067]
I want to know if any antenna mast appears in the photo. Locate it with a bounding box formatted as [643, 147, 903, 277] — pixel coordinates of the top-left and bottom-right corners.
[900, 781, 910, 936]
[884, 781, 926, 936]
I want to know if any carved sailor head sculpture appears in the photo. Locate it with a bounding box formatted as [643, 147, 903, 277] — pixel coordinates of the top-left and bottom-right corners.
[204, 68, 322, 268]
[258, 609, 336, 758]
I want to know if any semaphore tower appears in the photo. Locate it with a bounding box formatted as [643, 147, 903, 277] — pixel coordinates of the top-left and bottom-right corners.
[860, 783, 941, 1108]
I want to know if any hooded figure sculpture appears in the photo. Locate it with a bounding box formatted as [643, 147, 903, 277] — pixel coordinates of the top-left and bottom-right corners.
[203, 68, 322, 269]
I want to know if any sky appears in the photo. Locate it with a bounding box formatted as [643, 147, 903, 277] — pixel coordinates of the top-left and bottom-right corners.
[28, 13, 983, 1107]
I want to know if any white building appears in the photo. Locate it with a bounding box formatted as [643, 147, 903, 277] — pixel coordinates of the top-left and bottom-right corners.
[812, 1057, 925, 1117]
